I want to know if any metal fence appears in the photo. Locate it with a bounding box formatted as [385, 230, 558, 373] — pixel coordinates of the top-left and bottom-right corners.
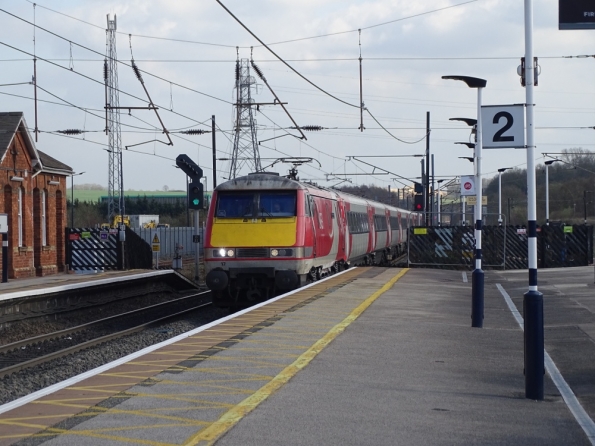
[131, 226, 204, 259]
[408, 224, 593, 270]
[66, 228, 121, 272]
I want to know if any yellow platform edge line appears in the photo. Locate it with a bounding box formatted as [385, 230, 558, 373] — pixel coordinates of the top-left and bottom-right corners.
[184, 268, 409, 446]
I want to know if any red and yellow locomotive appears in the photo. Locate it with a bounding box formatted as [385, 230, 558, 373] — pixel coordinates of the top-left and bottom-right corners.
[204, 172, 421, 308]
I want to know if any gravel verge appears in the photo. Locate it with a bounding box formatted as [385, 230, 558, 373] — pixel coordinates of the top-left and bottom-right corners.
[0, 305, 229, 405]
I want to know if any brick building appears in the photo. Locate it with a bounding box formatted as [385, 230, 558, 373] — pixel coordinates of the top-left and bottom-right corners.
[0, 112, 73, 278]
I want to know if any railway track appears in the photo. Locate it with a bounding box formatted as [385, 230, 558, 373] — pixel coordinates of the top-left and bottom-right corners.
[0, 291, 211, 378]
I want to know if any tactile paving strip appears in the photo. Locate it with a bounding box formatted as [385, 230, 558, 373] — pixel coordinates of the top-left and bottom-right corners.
[0, 268, 377, 445]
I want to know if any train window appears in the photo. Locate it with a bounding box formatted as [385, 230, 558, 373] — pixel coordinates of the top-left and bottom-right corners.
[305, 195, 312, 216]
[390, 216, 398, 229]
[259, 192, 297, 217]
[347, 211, 369, 234]
[374, 215, 387, 231]
[216, 192, 255, 218]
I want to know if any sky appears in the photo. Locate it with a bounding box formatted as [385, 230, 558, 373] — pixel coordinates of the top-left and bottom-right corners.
[0, 0, 594, 193]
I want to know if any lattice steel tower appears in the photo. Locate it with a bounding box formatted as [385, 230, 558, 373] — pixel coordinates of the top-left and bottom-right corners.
[105, 14, 123, 220]
[229, 57, 261, 178]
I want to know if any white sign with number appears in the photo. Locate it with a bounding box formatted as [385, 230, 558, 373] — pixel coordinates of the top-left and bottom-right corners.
[481, 104, 525, 149]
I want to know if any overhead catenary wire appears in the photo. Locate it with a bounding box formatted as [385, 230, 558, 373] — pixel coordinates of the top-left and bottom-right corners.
[0, 8, 232, 108]
[0, 40, 214, 129]
[22, 0, 477, 49]
[215, 0, 429, 145]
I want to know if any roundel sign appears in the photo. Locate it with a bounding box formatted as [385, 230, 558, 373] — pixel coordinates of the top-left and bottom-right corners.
[460, 175, 475, 196]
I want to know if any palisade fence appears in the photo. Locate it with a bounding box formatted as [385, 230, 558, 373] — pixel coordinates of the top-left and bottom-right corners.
[131, 227, 204, 259]
[66, 227, 204, 273]
[408, 224, 593, 269]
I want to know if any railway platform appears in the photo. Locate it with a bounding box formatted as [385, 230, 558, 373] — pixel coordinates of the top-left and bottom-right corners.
[0, 266, 594, 445]
[0, 269, 185, 301]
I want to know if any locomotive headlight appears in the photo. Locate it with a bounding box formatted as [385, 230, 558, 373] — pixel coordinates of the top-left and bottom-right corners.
[271, 249, 279, 257]
[218, 248, 226, 257]
[227, 249, 235, 257]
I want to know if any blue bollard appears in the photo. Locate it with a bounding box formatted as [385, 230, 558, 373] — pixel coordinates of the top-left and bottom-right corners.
[471, 268, 484, 328]
[523, 290, 544, 400]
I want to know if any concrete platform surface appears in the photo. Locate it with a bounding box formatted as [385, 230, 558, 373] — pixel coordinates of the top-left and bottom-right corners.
[1, 266, 594, 445]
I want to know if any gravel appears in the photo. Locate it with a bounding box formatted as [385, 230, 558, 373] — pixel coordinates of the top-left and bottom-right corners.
[0, 305, 229, 406]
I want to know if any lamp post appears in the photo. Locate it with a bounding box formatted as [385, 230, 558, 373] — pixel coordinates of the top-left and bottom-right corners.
[436, 179, 445, 226]
[523, 0, 544, 401]
[70, 172, 85, 227]
[544, 159, 561, 225]
[584, 190, 591, 225]
[456, 138, 476, 227]
[458, 157, 474, 226]
[498, 168, 512, 225]
[443, 75, 487, 329]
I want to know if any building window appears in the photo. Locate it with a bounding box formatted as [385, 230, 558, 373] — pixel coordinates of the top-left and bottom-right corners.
[18, 187, 23, 247]
[41, 189, 47, 246]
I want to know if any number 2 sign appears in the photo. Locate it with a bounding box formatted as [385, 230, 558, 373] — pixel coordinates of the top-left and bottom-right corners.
[481, 104, 525, 149]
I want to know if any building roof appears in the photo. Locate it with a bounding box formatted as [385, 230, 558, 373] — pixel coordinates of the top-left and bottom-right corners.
[0, 111, 73, 175]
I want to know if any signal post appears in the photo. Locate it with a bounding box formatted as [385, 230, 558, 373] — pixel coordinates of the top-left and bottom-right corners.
[176, 154, 205, 283]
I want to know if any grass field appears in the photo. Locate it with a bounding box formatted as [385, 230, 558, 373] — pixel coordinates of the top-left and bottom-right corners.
[68, 190, 186, 203]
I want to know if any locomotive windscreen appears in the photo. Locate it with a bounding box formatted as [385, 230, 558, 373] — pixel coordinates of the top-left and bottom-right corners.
[216, 191, 296, 218]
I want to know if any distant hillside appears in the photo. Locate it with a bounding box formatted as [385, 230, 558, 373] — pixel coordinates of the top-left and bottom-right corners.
[68, 189, 187, 203]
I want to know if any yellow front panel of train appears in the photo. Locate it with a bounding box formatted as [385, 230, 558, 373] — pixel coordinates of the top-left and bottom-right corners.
[211, 218, 297, 247]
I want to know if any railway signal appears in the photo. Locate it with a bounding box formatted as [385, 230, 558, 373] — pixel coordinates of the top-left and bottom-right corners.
[176, 154, 203, 180]
[413, 194, 424, 211]
[188, 181, 204, 210]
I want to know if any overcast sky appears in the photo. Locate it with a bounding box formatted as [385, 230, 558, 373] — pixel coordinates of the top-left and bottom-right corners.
[0, 0, 593, 192]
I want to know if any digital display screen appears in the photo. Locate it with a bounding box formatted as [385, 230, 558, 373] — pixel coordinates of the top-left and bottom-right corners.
[559, 0, 595, 30]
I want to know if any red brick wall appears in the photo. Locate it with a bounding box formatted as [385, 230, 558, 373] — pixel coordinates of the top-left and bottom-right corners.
[0, 131, 67, 278]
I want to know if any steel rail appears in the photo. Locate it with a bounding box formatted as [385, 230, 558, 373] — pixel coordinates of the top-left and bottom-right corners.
[0, 292, 211, 378]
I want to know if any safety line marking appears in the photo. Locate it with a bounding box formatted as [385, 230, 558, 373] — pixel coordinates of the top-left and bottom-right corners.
[496, 283, 595, 445]
[0, 268, 358, 417]
[185, 268, 409, 446]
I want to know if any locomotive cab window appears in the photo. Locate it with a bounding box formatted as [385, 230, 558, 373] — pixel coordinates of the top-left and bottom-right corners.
[216, 192, 255, 218]
[258, 192, 296, 217]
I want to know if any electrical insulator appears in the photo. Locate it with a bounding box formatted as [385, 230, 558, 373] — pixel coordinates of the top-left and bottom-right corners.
[57, 129, 83, 135]
[235, 62, 240, 81]
[301, 125, 323, 131]
[250, 61, 265, 80]
[131, 60, 143, 82]
[103, 59, 108, 82]
[181, 129, 209, 135]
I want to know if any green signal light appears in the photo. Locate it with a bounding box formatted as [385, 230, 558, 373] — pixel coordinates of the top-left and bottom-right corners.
[193, 199, 200, 205]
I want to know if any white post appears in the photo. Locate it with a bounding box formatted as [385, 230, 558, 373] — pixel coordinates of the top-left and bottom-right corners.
[498, 171, 503, 225]
[523, 0, 544, 401]
[475, 86, 483, 271]
[545, 163, 550, 225]
[437, 182, 441, 226]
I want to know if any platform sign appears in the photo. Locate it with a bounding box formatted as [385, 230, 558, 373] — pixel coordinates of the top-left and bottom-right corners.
[466, 196, 487, 206]
[481, 105, 525, 149]
[0, 214, 7, 234]
[100, 231, 109, 240]
[559, 0, 595, 30]
[460, 176, 475, 196]
[151, 233, 161, 252]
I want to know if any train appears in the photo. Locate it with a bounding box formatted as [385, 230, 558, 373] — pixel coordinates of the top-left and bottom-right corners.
[204, 172, 422, 308]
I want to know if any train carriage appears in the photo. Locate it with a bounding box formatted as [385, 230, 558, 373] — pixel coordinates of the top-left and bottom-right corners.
[204, 172, 420, 308]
